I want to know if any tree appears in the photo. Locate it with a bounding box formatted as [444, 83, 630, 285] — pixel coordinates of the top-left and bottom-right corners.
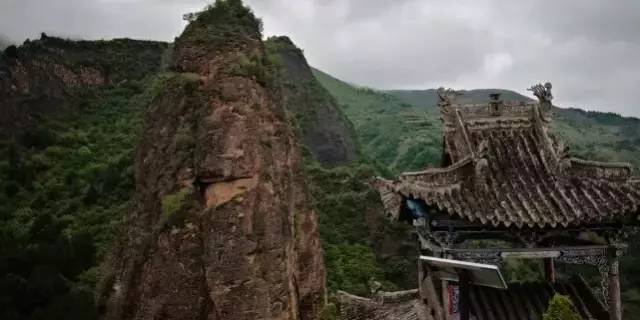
[543, 294, 581, 320]
[0, 34, 11, 50]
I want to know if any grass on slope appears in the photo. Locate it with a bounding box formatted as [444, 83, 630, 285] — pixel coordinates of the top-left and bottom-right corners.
[312, 68, 443, 174]
[552, 107, 640, 170]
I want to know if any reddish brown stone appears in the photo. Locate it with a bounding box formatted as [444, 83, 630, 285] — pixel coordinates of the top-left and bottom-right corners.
[104, 8, 325, 320]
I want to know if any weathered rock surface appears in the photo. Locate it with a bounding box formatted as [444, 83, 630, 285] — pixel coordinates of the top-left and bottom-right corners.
[105, 3, 325, 320]
[267, 36, 356, 167]
[0, 34, 167, 137]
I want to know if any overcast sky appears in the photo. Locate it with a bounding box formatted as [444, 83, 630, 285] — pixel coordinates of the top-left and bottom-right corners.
[1, 0, 639, 116]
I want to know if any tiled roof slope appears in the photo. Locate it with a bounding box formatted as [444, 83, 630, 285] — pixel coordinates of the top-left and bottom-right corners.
[337, 277, 607, 320]
[337, 290, 431, 320]
[376, 89, 640, 228]
[468, 278, 608, 320]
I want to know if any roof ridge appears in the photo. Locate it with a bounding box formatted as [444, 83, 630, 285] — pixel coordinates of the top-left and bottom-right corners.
[568, 157, 632, 169]
[402, 156, 473, 176]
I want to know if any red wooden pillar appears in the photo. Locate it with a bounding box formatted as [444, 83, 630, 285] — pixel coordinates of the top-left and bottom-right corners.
[544, 258, 556, 283]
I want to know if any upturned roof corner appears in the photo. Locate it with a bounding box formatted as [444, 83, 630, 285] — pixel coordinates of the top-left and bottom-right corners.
[379, 84, 640, 229]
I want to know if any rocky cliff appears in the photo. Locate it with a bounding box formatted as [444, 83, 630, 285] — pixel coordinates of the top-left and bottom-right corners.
[104, 2, 325, 319]
[266, 36, 356, 167]
[0, 34, 167, 137]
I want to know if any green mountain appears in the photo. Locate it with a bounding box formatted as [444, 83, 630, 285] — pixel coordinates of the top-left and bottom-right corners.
[312, 68, 444, 173]
[0, 34, 168, 319]
[313, 67, 640, 174]
[387, 88, 532, 110]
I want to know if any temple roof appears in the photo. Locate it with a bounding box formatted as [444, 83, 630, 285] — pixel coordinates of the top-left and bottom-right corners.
[337, 290, 428, 320]
[465, 277, 607, 320]
[376, 86, 640, 228]
[337, 277, 607, 320]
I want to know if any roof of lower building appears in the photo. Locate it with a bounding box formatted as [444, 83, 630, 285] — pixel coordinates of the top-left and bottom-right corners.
[337, 277, 607, 320]
[376, 86, 640, 228]
[337, 290, 428, 320]
[467, 277, 607, 320]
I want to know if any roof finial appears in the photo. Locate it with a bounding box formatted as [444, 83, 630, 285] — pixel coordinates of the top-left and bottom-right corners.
[437, 87, 462, 105]
[528, 82, 553, 104]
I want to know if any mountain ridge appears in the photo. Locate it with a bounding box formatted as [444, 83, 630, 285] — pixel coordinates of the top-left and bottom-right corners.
[386, 87, 533, 110]
[311, 66, 640, 174]
[313, 67, 640, 121]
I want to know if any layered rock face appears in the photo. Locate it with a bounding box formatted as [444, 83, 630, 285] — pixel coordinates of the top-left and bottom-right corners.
[267, 36, 356, 167]
[0, 35, 167, 137]
[105, 2, 325, 320]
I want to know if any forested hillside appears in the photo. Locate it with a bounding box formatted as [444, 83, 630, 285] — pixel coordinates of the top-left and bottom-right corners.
[313, 67, 640, 174]
[0, 75, 166, 319]
[0, 34, 168, 319]
[312, 68, 444, 173]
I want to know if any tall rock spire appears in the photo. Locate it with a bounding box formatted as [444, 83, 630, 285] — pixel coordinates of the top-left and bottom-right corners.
[104, 1, 325, 319]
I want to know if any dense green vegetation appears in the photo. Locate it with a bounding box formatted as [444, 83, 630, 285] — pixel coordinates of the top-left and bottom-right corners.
[543, 294, 581, 320]
[552, 107, 640, 169]
[304, 158, 414, 296]
[178, 0, 262, 51]
[0, 76, 165, 320]
[312, 68, 443, 173]
[161, 186, 194, 228]
[15, 34, 167, 83]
